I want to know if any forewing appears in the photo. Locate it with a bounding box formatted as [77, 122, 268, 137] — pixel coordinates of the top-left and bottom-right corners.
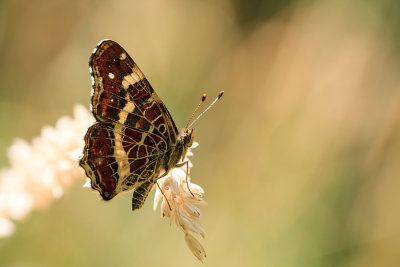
[89, 39, 178, 144]
[79, 122, 167, 200]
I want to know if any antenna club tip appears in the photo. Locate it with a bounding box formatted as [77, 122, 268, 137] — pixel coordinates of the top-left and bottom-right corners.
[218, 91, 224, 99]
[201, 93, 207, 102]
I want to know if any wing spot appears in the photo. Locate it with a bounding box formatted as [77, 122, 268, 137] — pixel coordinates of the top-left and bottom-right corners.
[120, 53, 127, 60]
[108, 73, 115, 79]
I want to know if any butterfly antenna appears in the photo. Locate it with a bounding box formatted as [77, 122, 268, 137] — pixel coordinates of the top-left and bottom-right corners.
[185, 93, 207, 128]
[188, 91, 224, 128]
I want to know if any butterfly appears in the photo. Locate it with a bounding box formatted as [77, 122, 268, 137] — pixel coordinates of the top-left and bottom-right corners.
[79, 39, 198, 210]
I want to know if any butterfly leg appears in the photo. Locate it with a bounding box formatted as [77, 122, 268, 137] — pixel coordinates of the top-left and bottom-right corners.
[156, 181, 172, 211]
[156, 172, 173, 210]
[132, 180, 154, 211]
[157, 171, 168, 179]
[176, 161, 195, 197]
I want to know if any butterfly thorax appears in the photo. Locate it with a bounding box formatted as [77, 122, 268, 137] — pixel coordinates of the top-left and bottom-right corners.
[161, 128, 195, 173]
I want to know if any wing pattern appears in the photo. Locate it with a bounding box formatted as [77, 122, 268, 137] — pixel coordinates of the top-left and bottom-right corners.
[89, 40, 178, 143]
[80, 40, 178, 210]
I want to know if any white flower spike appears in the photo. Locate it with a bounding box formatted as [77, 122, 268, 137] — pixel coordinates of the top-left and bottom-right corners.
[153, 142, 207, 262]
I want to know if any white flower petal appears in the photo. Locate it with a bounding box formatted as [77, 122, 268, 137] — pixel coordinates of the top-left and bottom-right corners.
[0, 218, 15, 238]
[8, 193, 33, 220]
[70, 149, 83, 161]
[57, 160, 72, 171]
[191, 142, 199, 148]
[83, 178, 91, 188]
[169, 178, 180, 195]
[0, 105, 94, 238]
[177, 213, 205, 237]
[52, 186, 63, 198]
[74, 104, 93, 122]
[185, 233, 206, 262]
[184, 183, 204, 199]
[182, 202, 201, 217]
[161, 198, 173, 219]
[170, 168, 186, 180]
[7, 138, 32, 162]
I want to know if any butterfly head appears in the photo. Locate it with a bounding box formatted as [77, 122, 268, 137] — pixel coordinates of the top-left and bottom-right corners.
[176, 128, 195, 162]
[180, 128, 195, 148]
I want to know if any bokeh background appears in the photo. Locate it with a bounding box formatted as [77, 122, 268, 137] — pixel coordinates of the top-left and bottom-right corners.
[1, 0, 400, 266]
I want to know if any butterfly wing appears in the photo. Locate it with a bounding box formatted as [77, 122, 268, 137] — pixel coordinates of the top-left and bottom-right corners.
[80, 40, 177, 209]
[89, 39, 178, 144]
[80, 122, 167, 202]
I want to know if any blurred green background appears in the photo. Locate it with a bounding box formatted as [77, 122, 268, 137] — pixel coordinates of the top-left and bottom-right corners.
[1, 0, 400, 266]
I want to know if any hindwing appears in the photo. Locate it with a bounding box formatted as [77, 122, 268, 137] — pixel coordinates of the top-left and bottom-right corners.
[80, 122, 167, 200]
